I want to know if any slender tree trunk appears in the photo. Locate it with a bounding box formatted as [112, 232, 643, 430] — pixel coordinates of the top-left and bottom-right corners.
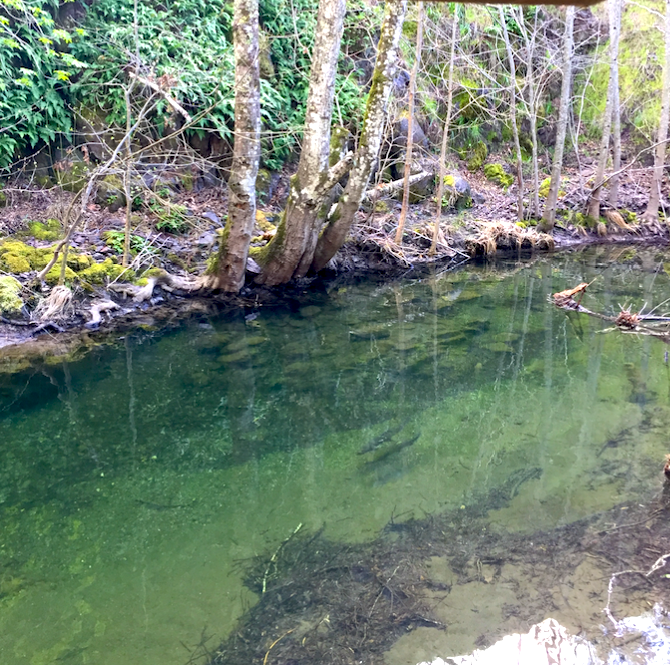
[215, 0, 261, 292]
[499, 6, 525, 222]
[608, 0, 622, 206]
[395, 1, 423, 244]
[256, 0, 348, 286]
[311, 0, 408, 273]
[430, 11, 458, 256]
[517, 6, 540, 219]
[586, 0, 621, 221]
[643, 0, 670, 222]
[540, 6, 575, 232]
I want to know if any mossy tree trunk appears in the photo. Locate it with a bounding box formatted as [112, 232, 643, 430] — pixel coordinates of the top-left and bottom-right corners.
[540, 6, 575, 232]
[431, 9, 458, 256]
[256, 0, 349, 286]
[586, 0, 620, 221]
[499, 6, 525, 223]
[311, 0, 408, 273]
[395, 1, 423, 244]
[642, 0, 670, 223]
[215, 0, 261, 292]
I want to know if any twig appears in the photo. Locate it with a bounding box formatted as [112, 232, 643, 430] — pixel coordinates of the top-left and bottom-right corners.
[262, 629, 294, 665]
[262, 523, 303, 594]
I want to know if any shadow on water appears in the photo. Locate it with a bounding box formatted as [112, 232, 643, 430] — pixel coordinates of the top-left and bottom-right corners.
[2, 245, 670, 664]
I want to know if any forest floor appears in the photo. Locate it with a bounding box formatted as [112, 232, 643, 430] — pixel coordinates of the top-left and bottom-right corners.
[1, 157, 669, 360]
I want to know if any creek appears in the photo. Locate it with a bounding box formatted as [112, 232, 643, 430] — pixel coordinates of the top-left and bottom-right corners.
[1, 246, 669, 665]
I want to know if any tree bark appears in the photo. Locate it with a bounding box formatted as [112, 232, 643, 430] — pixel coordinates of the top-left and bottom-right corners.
[586, 0, 621, 221]
[430, 10, 458, 256]
[540, 6, 575, 232]
[517, 6, 540, 219]
[642, 0, 670, 222]
[215, 0, 261, 292]
[256, 0, 347, 286]
[608, 0, 622, 206]
[311, 0, 408, 273]
[499, 6, 525, 223]
[395, 1, 423, 244]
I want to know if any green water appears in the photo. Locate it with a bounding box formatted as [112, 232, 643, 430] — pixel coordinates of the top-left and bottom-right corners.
[1, 247, 670, 664]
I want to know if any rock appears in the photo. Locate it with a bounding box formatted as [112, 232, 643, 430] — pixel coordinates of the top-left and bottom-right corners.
[473, 191, 486, 205]
[197, 233, 215, 247]
[246, 257, 262, 274]
[408, 172, 435, 203]
[202, 211, 220, 225]
[420, 618, 600, 665]
[441, 174, 473, 210]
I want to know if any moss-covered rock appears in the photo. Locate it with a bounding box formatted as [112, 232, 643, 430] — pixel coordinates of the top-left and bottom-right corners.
[79, 258, 134, 284]
[467, 141, 488, 172]
[28, 219, 62, 241]
[374, 200, 391, 213]
[483, 163, 514, 188]
[539, 177, 551, 198]
[255, 210, 276, 233]
[53, 159, 90, 193]
[0, 240, 54, 272]
[45, 263, 77, 285]
[0, 276, 23, 313]
[95, 174, 125, 212]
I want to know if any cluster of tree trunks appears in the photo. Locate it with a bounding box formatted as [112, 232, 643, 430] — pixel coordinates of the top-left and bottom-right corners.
[214, 0, 667, 293]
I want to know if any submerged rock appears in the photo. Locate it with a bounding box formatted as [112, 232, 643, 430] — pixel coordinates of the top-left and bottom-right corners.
[419, 618, 600, 665]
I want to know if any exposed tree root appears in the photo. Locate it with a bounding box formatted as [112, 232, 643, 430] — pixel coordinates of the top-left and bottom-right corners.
[85, 300, 120, 330]
[33, 285, 74, 322]
[108, 271, 209, 302]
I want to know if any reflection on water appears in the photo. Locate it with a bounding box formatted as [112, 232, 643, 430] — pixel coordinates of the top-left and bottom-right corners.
[1, 246, 670, 664]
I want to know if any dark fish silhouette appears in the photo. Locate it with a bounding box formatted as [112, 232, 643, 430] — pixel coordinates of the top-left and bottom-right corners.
[363, 432, 421, 467]
[358, 422, 405, 455]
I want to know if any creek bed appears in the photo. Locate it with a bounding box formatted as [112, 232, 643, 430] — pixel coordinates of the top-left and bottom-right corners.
[0, 246, 669, 665]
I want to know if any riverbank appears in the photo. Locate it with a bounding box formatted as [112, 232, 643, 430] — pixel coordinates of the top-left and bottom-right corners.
[1, 174, 669, 362]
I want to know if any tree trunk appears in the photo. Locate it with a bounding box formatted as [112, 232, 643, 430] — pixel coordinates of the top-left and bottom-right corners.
[540, 6, 575, 232]
[311, 0, 408, 273]
[395, 1, 423, 244]
[608, 0, 622, 207]
[214, 0, 261, 292]
[430, 10, 458, 256]
[499, 6, 525, 223]
[517, 6, 540, 220]
[586, 0, 621, 221]
[643, 0, 670, 222]
[256, 0, 347, 286]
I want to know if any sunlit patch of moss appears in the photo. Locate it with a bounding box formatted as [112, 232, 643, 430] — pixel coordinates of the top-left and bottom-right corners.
[483, 163, 514, 188]
[0, 275, 23, 313]
[79, 259, 134, 284]
[45, 263, 77, 285]
[539, 177, 551, 198]
[28, 219, 62, 241]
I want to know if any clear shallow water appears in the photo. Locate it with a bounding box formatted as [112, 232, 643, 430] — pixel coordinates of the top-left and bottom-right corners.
[1, 246, 670, 664]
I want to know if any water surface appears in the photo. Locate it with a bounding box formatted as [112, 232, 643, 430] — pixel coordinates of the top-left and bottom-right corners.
[1, 246, 670, 664]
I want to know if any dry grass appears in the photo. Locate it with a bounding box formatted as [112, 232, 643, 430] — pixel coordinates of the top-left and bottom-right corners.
[33, 285, 74, 322]
[466, 220, 555, 256]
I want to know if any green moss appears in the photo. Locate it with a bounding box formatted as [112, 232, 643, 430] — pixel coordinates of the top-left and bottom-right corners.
[622, 209, 638, 224]
[66, 253, 92, 271]
[79, 259, 134, 284]
[538, 177, 551, 198]
[3, 254, 32, 273]
[45, 263, 77, 285]
[467, 141, 487, 172]
[0, 240, 52, 272]
[0, 276, 23, 313]
[443, 175, 456, 187]
[255, 210, 276, 233]
[483, 163, 514, 188]
[374, 200, 390, 213]
[28, 219, 62, 241]
[574, 213, 598, 229]
[54, 160, 90, 193]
